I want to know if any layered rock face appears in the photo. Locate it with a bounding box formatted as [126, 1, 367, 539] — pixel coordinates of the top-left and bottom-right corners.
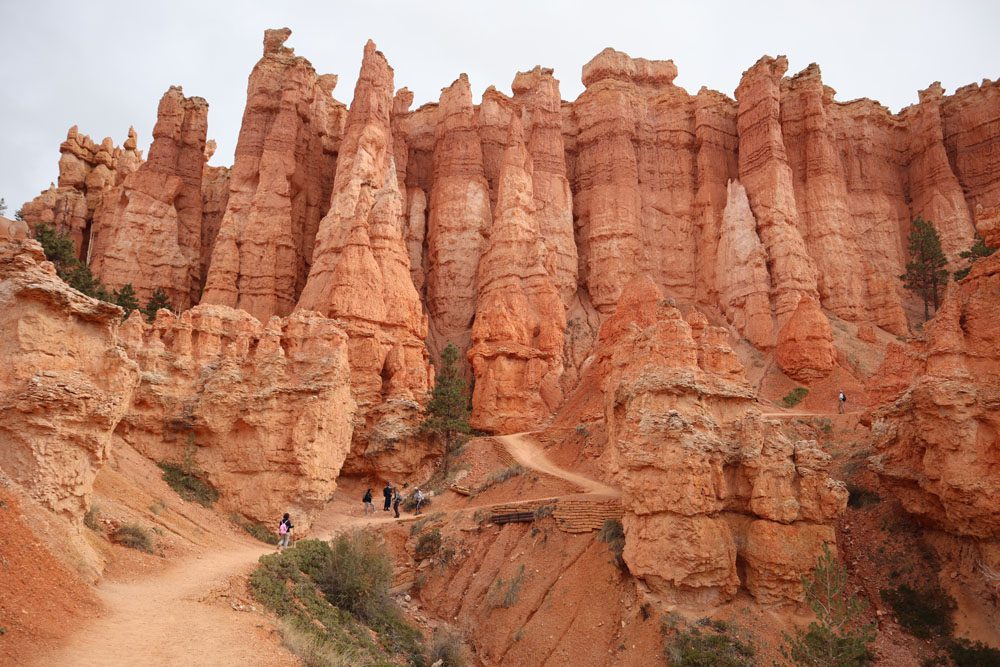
[20, 126, 142, 259]
[203, 28, 346, 321]
[116, 305, 355, 527]
[0, 240, 139, 522]
[296, 41, 432, 465]
[872, 215, 1000, 544]
[468, 117, 566, 432]
[88, 86, 209, 309]
[774, 294, 836, 382]
[601, 278, 847, 605]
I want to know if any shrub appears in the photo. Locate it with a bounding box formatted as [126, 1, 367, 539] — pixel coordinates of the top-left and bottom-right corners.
[475, 465, 525, 494]
[534, 504, 555, 519]
[598, 518, 627, 570]
[84, 503, 101, 531]
[231, 513, 279, 545]
[782, 387, 809, 408]
[847, 484, 882, 509]
[489, 564, 526, 609]
[665, 627, 755, 667]
[316, 532, 394, 622]
[780, 543, 875, 666]
[414, 528, 442, 560]
[158, 462, 219, 507]
[142, 287, 173, 322]
[881, 583, 955, 639]
[946, 638, 1000, 666]
[428, 626, 471, 667]
[277, 619, 359, 667]
[112, 523, 154, 553]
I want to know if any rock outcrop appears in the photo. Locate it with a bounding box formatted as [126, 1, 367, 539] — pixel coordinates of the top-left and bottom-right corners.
[116, 305, 355, 527]
[88, 86, 209, 309]
[0, 240, 139, 522]
[600, 278, 847, 605]
[774, 294, 836, 381]
[468, 116, 566, 432]
[202, 28, 346, 321]
[296, 41, 432, 468]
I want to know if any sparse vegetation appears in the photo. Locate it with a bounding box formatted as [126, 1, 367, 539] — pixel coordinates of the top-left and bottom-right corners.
[111, 523, 154, 553]
[664, 624, 755, 667]
[148, 499, 167, 515]
[953, 234, 996, 281]
[945, 638, 1000, 666]
[489, 564, 526, 609]
[112, 283, 140, 318]
[779, 543, 874, 666]
[782, 387, 809, 408]
[142, 287, 174, 322]
[474, 464, 525, 494]
[575, 423, 589, 437]
[881, 583, 955, 640]
[231, 513, 279, 545]
[158, 461, 219, 507]
[251, 534, 425, 665]
[414, 528, 442, 560]
[427, 626, 471, 667]
[846, 484, 882, 509]
[533, 504, 555, 520]
[84, 503, 101, 531]
[598, 518, 627, 570]
[900, 217, 949, 320]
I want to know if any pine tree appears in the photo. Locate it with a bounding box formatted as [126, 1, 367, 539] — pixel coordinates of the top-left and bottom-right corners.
[142, 288, 173, 323]
[900, 217, 949, 320]
[953, 234, 996, 281]
[112, 283, 140, 318]
[421, 343, 471, 461]
[34, 222, 112, 301]
[779, 544, 875, 666]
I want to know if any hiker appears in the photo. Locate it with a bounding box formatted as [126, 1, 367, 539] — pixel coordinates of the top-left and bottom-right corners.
[838, 390, 847, 414]
[363, 488, 375, 515]
[277, 513, 293, 550]
[383, 482, 393, 512]
[413, 488, 425, 515]
[393, 487, 402, 518]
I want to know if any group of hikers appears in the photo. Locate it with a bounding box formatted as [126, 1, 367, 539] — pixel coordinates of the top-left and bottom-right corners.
[277, 482, 426, 549]
[362, 482, 424, 518]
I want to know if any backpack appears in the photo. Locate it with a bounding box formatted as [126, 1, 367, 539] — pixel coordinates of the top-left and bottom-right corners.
[279, 521, 288, 535]
[840, 392, 847, 402]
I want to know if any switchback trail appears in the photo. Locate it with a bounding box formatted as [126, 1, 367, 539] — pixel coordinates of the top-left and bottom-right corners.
[496, 432, 619, 496]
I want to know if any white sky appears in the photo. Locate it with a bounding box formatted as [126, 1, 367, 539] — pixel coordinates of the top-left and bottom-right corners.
[2, 0, 998, 212]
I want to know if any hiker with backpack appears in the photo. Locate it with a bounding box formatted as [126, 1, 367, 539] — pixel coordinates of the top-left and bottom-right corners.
[838, 390, 847, 414]
[413, 488, 425, 515]
[363, 488, 375, 515]
[277, 513, 293, 550]
[383, 482, 393, 512]
[393, 487, 402, 518]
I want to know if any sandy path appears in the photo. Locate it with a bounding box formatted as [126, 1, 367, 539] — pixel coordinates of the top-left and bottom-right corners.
[497, 432, 618, 496]
[38, 541, 298, 667]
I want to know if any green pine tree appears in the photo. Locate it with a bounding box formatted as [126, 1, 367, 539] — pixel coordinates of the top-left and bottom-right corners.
[899, 217, 949, 320]
[779, 544, 875, 666]
[953, 234, 996, 281]
[112, 283, 141, 318]
[142, 288, 174, 323]
[33, 222, 113, 302]
[421, 343, 472, 464]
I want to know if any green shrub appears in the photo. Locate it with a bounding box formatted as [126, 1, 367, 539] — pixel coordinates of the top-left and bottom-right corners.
[782, 387, 809, 408]
[846, 484, 882, 509]
[474, 465, 525, 494]
[142, 287, 174, 322]
[946, 638, 1000, 666]
[112, 523, 154, 553]
[881, 583, 955, 639]
[158, 462, 219, 507]
[489, 564, 526, 609]
[428, 626, 471, 667]
[414, 529, 442, 560]
[665, 627, 755, 667]
[231, 513, 279, 545]
[598, 518, 627, 570]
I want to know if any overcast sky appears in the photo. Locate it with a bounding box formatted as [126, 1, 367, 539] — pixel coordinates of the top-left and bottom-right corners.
[2, 0, 998, 212]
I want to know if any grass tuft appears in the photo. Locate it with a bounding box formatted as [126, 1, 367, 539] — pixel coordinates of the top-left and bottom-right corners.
[111, 523, 154, 553]
[158, 462, 219, 507]
[782, 387, 809, 408]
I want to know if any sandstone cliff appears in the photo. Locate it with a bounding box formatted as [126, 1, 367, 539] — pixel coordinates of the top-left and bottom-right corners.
[0, 239, 139, 522]
[202, 28, 346, 320]
[116, 305, 355, 528]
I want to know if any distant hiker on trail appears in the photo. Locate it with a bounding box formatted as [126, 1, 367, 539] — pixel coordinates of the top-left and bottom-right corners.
[413, 488, 425, 515]
[363, 488, 375, 515]
[838, 390, 847, 414]
[277, 513, 293, 550]
[393, 488, 402, 518]
[383, 482, 393, 512]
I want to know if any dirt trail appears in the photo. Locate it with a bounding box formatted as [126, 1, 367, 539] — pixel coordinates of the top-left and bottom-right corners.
[497, 432, 619, 496]
[38, 540, 299, 667]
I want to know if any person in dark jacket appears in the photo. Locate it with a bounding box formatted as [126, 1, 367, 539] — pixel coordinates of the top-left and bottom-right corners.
[277, 513, 293, 550]
[383, 482, 393, 511]
[363, 488, 375, 515]
[393, 488, 402, 518]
